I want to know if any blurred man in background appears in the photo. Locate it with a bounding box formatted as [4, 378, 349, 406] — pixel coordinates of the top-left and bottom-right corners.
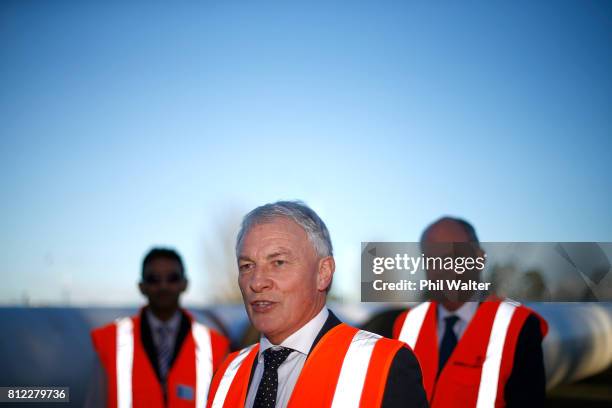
[89, 248, 229, 408]
[207, 201, 427, 407]
[392, 217, 547, 407]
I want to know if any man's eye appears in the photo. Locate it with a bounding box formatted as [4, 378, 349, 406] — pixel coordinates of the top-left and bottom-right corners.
[239, 263, 253, 272]
[273, 260, 286, 267]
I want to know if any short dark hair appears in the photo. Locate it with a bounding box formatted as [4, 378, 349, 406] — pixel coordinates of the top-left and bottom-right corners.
[141, 247, 186, 280]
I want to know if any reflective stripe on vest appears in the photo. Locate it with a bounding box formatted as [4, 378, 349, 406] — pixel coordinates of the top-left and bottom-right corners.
[330, 330, 381, 407]
[397, 300, 522, 407]
[210, 344, 257, 408]
[192, 322, 213, 408]
[114, 317, 215, 408]
[210, 327, 393, 408]
[476, 301, 516, 408]
[115, 317, 134, 408]
[398, 301, 430, 348]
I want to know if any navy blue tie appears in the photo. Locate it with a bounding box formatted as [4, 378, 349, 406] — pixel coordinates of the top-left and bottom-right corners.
[439, 315, 459, 373]
[253, 347, 293, 408]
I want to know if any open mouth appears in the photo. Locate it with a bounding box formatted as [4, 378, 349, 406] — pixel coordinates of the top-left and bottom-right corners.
[250, 301, 277, 313]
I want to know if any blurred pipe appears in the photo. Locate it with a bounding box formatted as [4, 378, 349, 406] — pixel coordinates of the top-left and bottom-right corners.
[530, 302, 612, 389]
[1, 302, 611, 407]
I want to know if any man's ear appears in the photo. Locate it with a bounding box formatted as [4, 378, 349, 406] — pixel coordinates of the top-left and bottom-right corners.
[180, 279, 188, 293]
[317, 256, 335, 291]
[138, 282, 146, 296]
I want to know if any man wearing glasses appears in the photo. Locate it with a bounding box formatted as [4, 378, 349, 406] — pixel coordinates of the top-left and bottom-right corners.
[89, 248, 229, 408]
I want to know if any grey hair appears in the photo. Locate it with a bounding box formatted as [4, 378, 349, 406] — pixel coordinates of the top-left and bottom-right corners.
[236, 200, 333, 258]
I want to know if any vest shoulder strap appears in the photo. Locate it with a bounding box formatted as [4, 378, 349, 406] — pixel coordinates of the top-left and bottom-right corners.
[359, 337, 405, 408]
[208, 344, 259, 408]
[115, 316, 135, 408]
[290, 325, 402, 408]
[397, 301, 432, 349]
[191, 322, 214, 408]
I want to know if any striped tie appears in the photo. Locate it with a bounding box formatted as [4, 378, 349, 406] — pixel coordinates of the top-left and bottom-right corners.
[157, 325, 172, 382]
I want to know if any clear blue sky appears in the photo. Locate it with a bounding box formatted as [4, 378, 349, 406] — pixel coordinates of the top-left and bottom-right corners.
[1, 1, 611, 305]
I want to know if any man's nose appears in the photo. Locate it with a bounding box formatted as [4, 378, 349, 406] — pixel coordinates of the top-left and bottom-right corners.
[156, 277, 175, 291]
[249, 266, 273, 293]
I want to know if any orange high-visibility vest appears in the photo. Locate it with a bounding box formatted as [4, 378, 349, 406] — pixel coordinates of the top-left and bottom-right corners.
[392, 300, 547, 408]
[91, 310, 229, 408]
[207, 323, 408, 408]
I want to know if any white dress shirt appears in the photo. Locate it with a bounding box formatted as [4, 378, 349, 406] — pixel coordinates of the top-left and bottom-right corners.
[436, 302, 478, 344]
[245, 307, 329, 408]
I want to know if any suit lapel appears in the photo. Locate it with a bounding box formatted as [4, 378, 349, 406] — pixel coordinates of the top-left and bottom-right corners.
[308, 310, 342, 356]
[140, 309, 162, 382]
[172, 312, 191, 366]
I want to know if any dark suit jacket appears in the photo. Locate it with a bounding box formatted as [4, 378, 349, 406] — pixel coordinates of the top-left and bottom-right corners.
[504, 314, 546, 407]
[366, 308, 545, 407]
[247, 311, 429, 408]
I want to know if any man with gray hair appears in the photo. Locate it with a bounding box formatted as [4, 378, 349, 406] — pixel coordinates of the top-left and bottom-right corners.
[208, 201, 427, 407]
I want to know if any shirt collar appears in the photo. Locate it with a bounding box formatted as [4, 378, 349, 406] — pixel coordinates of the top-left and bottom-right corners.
[259, 307, 329, 361]
[146, 308, 182, 333]
[438, 301, 478, 324]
